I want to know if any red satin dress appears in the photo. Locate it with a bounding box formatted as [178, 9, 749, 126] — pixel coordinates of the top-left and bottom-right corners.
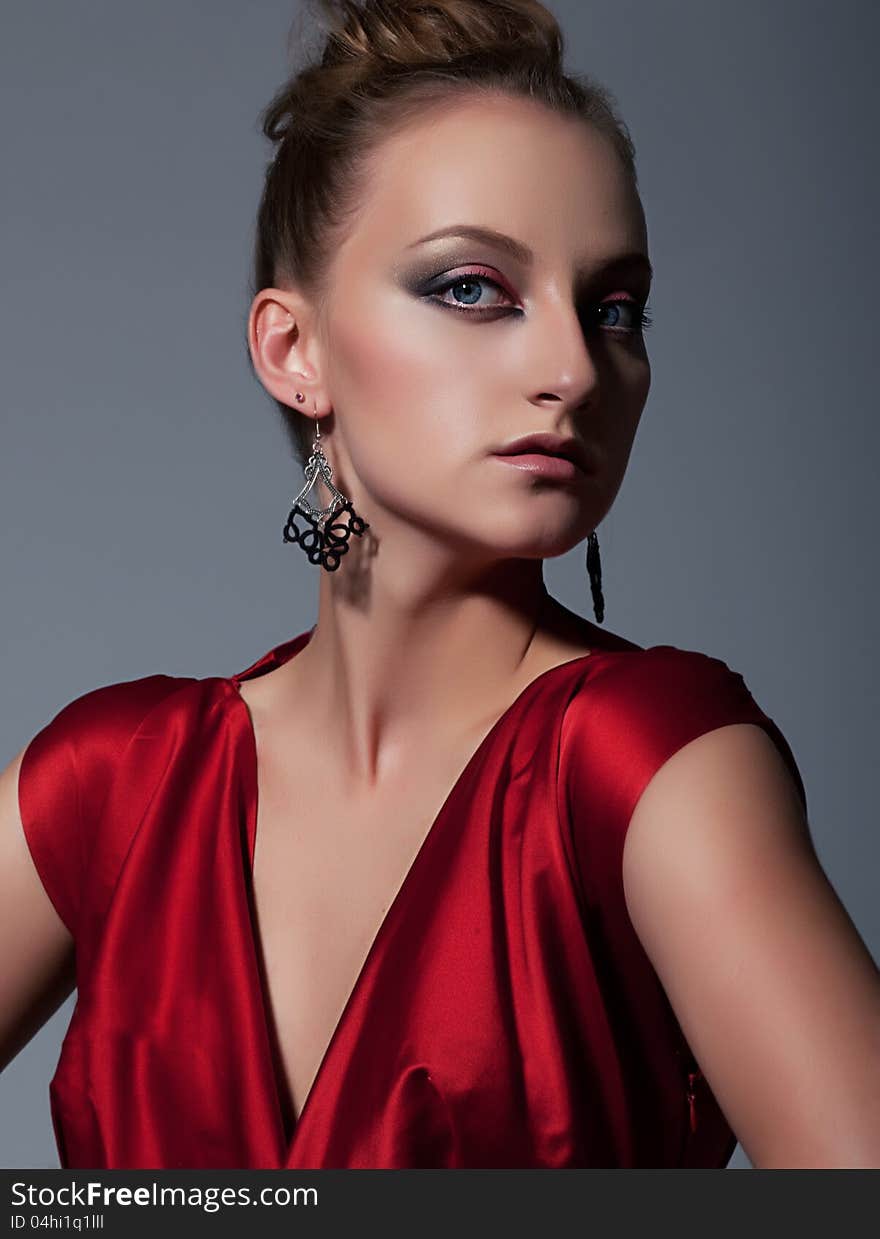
[18, 625, 807, 1169]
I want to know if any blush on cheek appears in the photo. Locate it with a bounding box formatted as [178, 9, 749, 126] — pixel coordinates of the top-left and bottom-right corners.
[334, 300, 439, 400]
[331, 303, 466, 447]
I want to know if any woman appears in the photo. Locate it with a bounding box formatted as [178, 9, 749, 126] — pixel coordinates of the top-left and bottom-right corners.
[1, 0, 878, 1169]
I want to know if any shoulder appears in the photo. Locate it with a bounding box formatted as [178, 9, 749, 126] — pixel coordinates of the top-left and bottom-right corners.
[16, 672, 204, 940]
[560, 641, 767, 808]
[19, 670, 204, 822]
[557, 640, 808, 905]
[21, 672, 202, 787]
[574, 640, 755, 715]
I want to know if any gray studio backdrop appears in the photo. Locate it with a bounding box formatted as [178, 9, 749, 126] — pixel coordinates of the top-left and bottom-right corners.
[1, 0, 877, 1170]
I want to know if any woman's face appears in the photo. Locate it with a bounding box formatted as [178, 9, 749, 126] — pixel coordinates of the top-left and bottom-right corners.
[312, 91, 652, 562]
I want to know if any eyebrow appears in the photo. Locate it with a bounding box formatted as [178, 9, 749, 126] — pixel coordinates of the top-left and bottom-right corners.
[405, 223, 653, 282]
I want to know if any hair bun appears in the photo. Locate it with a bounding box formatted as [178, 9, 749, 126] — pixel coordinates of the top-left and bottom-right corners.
[262, 0, 565, 145]
[318, 0, 563, 71]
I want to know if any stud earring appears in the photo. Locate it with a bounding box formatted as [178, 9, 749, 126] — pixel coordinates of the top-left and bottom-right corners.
[586, 529, 605, 624]
[282, 400, 369, 572]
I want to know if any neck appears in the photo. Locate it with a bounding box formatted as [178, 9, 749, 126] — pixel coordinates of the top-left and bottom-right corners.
[293, 544, 551, 786]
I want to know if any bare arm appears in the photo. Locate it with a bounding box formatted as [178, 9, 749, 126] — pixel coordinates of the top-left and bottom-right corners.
[0, 746, 76, 1073]
[622, 722, 880, 1168]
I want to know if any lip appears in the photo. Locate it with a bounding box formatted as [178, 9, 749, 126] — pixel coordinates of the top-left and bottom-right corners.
[491, 431, 594, 478]
[492, 453, 581, 480]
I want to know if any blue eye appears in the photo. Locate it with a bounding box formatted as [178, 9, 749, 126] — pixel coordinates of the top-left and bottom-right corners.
[427, 273, 513, 314]
[597, 298, 653, 333]
[422, 271, 654, 335]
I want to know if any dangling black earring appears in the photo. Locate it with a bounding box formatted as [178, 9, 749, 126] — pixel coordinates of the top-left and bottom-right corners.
[282, 397, 370, 572]
[586, 530, 605, 624]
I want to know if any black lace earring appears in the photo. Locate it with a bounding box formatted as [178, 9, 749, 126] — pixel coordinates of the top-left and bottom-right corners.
[282, 396, 370, 572]
[586, 529, 605, 624]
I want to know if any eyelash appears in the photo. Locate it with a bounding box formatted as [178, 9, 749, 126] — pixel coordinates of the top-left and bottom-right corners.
[426, 271, 653, 334]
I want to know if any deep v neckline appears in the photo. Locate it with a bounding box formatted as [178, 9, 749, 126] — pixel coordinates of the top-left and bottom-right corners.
[224, 626, 600, 1161]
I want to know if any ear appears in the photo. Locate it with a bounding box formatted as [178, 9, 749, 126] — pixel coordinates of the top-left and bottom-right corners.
[247, 286, 329, 415]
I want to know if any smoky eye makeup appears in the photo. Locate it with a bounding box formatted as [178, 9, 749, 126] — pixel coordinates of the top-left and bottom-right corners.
[395, 247, 522, 312]
[420, 266, 517, 304]
[395, 248, 653, 332]
[398, 248, 510, 285]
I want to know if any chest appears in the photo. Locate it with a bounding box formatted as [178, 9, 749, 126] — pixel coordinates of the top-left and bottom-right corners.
[56, 662, 667, 1168]
[248, 725, 481, 1130]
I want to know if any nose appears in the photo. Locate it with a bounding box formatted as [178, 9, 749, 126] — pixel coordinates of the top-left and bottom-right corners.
[526, 294, 600, 413]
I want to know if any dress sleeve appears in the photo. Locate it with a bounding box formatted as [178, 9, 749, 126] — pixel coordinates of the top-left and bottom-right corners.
[559, 645, 808, 921]
[17, 674, 188, 939]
